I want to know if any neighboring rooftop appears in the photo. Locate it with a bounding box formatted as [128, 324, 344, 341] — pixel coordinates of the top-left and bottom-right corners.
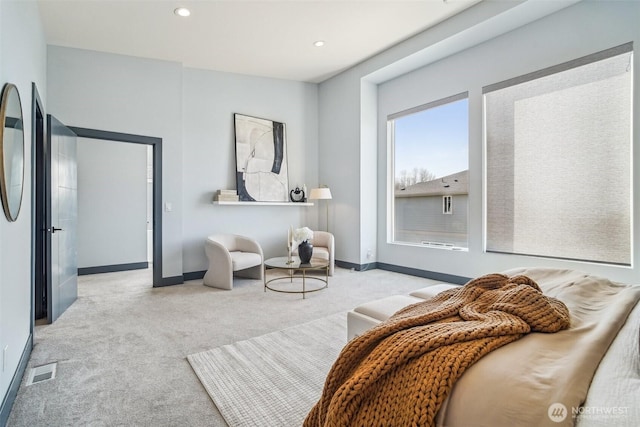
[396, 170, 468, 197]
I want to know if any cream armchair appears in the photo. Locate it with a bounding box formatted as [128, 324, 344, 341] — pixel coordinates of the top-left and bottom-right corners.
[204, 234, 264, 290]
[295, 230, 334, 276]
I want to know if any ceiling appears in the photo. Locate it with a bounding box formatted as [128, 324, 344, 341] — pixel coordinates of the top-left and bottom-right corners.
[37, 0, 481, 83]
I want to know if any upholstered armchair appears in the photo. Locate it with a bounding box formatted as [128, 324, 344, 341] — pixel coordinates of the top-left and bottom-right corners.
[203, 234, 264, 290]
[295, 230, 334, 276]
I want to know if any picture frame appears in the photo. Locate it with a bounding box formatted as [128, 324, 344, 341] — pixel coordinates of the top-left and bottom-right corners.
[234, 113, 289, 202]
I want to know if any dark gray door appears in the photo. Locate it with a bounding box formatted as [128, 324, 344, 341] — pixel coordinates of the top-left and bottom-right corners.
[47, 115, 77, 322]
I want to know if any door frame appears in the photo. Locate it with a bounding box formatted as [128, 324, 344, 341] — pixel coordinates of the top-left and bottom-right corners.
[31, 83, 47, 324]
[68, 126, 164, 287]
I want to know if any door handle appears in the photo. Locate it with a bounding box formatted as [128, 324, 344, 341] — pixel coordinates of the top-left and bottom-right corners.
[52, 227, 63, 233]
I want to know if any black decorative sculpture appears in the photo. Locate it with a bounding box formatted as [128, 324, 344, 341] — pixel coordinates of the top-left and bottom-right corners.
[289, 186, 306, 202]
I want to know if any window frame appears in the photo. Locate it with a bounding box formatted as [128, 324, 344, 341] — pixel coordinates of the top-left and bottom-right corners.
[387, 92, 469, 249]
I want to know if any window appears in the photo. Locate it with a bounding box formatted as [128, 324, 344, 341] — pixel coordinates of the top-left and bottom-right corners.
[443, 196, 452, 214]
[484, 43, 633, 265]
[389, 93, 469, 249]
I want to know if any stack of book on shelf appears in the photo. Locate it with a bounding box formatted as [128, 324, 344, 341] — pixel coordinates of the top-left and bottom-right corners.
[215, 190, 239, 202]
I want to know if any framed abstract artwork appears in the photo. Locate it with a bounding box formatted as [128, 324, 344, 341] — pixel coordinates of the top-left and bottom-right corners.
[234, 113, 289, 202]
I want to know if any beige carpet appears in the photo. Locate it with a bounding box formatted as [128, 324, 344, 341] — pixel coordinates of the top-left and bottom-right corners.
[188, 313, 346, 427]
[7, 267, 447, 426]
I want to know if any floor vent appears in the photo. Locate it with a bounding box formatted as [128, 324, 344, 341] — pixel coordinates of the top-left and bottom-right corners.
[26, 362, 57, 386]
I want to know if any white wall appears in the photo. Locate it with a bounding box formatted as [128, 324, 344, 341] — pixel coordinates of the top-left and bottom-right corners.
[47, 46, 184, 279]
[181, 68, 319, 273]
[77, 138, 147, 269]
[320, 0, 640, 283]
[0, 0, 46, 410]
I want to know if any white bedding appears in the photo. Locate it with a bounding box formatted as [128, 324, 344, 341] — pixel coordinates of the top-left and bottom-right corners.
[577, 294, 640, 426]
[434, 267, 640, 427]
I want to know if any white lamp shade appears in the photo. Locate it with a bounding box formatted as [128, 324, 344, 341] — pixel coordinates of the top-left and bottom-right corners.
[309, 187, 332, 200]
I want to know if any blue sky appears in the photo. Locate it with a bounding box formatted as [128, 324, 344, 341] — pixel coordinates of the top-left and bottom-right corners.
[394, 98, 469, 179]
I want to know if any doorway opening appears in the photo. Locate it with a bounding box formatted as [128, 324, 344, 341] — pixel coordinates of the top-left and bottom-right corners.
[75, 138, 152, 277]
[69, 126, 163, 287]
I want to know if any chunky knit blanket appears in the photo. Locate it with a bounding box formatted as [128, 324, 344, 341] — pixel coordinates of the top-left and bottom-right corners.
[304, 273, 571, 427]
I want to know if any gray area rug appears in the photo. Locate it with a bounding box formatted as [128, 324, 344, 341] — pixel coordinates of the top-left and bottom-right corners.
[187, 312, 347, 427]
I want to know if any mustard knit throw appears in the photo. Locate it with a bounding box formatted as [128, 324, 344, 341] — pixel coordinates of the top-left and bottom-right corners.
[304, 274, 571, 427]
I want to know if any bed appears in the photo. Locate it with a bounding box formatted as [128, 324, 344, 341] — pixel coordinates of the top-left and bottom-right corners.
[311, 267, 640, 427]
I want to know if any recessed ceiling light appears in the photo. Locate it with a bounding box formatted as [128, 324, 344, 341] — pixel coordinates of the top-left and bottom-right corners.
[313, 40, 325, 47]
[174, 7, 191, 17]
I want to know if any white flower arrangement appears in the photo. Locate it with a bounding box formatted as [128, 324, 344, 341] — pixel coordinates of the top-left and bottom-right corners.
[287, 226, 314, 263]
[292, 226, 314, 245]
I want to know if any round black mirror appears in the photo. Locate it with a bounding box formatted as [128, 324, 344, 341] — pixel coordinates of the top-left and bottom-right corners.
[0, 83, 25, 222]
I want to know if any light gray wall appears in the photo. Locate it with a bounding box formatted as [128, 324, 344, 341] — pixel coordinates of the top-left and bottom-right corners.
[0, 0, 46, 408]
[181, 68, 319, 273]
[318, 71, 362, 264]
[319, 0, 640, 283]
[318, 0, 527, 267]
[360, 81, 378, 264]
[47, 47, 320, 278]
[77, 138, 148, 268]
[47, 46, 184, 279]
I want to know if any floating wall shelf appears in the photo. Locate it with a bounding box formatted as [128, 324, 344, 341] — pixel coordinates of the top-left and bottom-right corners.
[213, 201, 314, 206]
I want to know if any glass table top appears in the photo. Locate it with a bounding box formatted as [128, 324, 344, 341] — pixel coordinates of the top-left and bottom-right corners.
[264, 256, 329, 270]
